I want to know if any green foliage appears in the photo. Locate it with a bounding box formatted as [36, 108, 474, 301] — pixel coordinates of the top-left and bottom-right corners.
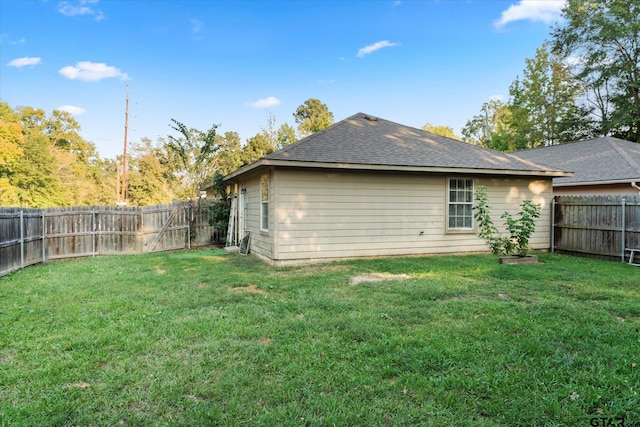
[208, 172, 231, 243]
[166, 119, 219, 202]
[501, 199, 542, 256]
[126, 138, 174, 206]
[499, 42, 591, 150]
[462, 99, 511, 148]
[473, 186, 541, 256]
[214, 131, 244, 176]
[0, 102, 114, 207]
[293, 98, 334, 137]
[166, 119, 220, 240]
[242, 132, 274, 164]
[553, 0, 640, 142]
[276, 122, 297, 149]
[421, 122, 462, 140]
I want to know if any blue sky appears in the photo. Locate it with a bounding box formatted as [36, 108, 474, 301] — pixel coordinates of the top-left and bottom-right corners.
[1, 0, 565, 160]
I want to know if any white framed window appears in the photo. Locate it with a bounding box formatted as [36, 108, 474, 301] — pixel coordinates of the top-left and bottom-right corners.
[260, 174, 269, 231]
[448, 178, 474, 230]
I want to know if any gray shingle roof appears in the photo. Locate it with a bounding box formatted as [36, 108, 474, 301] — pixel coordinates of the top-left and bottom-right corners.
[268, 113, 563, 171]
[515, 137, 640, 185]
[225, 113, 569, 180]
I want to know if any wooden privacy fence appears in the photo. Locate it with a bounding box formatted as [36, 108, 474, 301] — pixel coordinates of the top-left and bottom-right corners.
[0, 202, 223, 277]
[552, 195, 640, 262]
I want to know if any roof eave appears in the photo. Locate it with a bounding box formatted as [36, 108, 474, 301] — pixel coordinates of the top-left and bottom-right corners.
[554, 177, 640, 187]
[224, 159, 572, 180]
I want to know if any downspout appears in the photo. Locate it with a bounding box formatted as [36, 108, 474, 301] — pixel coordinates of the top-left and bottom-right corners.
[632, 181, 640, 192]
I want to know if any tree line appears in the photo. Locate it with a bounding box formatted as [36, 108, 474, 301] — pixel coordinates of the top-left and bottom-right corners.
[462, 0, 639, 149]
[0, 98, 333, 207]
[1, 0, 638, 208]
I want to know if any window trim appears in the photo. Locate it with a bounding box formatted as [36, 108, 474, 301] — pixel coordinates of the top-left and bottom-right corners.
[260, 174, 269, 232]
[446, 177, 475, 233]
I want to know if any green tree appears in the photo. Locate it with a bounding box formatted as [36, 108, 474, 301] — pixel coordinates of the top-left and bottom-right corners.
[166, 119, 220, 240]
[214, 131, 244, 176]
[242, 132, 273, 164]
[421, 122, 462, 140]
[127, 138, 173, 206]
[552, 0, 640, 142]
[277, 122, 297, 149]
[462, 100, 512, 148]
[293, 98, 334, 138]
[0, 103, 24, 205]
[166, 119, 219, 202]
[498, 42, 589, 150]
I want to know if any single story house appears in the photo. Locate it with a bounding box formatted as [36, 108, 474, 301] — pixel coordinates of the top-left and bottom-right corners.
[223, 113, 571, 265]
[515, 136, 640, 196]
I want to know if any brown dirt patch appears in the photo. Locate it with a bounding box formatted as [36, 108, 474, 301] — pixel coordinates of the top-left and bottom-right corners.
[260, 337, 273, 346]
[349, 273, 411, 285]
[155, 268, 166, 275]
[231, 284, 267, 295]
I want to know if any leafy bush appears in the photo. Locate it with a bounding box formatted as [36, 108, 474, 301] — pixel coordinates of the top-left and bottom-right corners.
[473, 185, 541, 256]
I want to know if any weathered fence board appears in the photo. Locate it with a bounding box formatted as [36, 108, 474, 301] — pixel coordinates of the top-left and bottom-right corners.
[0, 202, 223, 277]
[553, 195, 640, 262]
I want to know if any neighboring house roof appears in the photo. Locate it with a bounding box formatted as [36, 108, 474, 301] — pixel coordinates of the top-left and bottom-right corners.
[515, 136, 640, 187]
[225, 113, 571, 180]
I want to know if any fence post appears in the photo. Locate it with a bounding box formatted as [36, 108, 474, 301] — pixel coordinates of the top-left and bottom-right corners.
[42, 210, 46, 264]
[92, 209, 96, 257]
[20, 210, 24, 270]
[551, 198, 556, 253]
[621, 198, 626, 263]
[187, 205, 191, 250]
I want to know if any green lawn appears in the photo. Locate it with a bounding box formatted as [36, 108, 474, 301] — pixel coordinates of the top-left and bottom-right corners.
[1, 250, 639, 426]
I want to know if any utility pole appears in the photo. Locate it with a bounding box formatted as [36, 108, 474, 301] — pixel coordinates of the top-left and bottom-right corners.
[120, 85, 129, 205]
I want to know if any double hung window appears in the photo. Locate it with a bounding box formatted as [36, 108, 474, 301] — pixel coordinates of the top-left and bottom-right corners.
[448, 178, 474, 230]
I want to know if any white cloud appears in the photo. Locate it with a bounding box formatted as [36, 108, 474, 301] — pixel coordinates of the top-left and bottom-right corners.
[494, 0, 565, 28]
[565, 54, 583, 66]
[59, 61, 130, 81]
[248, 97, 281, 108]
[356, 40, 398, 58]
[58, 0, 104, 21]
[8, 57, 42, 68]
[57, 105, 87, 115]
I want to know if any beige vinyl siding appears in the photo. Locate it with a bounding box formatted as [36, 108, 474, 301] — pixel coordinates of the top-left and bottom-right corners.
[272, 169, 551, 262]
[477, 177, 552, 251]
[233, 168, 552, 263]
[238, 173, 274, 259]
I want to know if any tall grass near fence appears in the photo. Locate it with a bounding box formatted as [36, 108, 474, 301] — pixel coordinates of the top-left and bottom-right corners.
[0, 202, 222, 277]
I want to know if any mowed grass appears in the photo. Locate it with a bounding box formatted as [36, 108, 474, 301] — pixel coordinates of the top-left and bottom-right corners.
[1, 250, 639, 426]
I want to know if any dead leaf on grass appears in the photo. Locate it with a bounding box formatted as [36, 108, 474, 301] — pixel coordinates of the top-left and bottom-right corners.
[69, 382, 91, 389]
[260, 338, 272, 346]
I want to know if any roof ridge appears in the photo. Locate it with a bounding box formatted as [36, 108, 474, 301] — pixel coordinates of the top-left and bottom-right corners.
[608, 138, 640, 175]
